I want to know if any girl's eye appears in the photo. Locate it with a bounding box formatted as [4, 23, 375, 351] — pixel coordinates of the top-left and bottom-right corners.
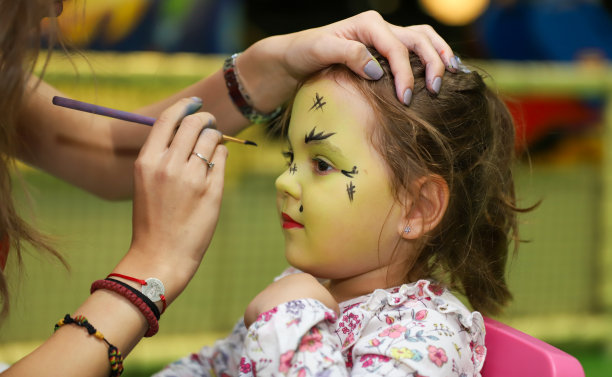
[282, 150, 294, 166]
[313, 158, 334, 174]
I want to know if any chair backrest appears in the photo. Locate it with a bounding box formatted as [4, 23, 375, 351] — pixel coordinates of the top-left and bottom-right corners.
[481, 317, 585, 377]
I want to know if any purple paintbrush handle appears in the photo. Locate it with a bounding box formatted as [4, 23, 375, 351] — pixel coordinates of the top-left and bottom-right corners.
[52, 96, 156, 126]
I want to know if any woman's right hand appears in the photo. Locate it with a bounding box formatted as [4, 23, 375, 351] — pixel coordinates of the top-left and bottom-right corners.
[113, 97, 228, 305]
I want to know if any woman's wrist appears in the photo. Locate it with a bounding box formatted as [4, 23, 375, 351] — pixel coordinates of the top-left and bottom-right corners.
[111, 246, 197, 308]
[237, 36, 298, 114]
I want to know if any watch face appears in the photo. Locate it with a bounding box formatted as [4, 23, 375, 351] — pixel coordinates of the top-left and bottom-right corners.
[142, 278, 165, 302]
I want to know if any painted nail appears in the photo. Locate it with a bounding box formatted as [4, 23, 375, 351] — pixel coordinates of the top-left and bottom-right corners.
[432, 76, 442, 94]
[449, 56, 459, 70]
[200, 118, 217, 132]
[403, 89, 413, 106]
[456, 57, 471, 73]
[185, 101, 203, 115]
[364, 59, 384, 80]
[191, 96, 203, 103]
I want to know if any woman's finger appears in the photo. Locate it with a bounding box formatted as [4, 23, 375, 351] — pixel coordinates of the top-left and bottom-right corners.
[408, 24, 458, 72]
[389, 25, 450, 94]
[186, 127, 223, 174]
[140, 97, 202, 157]
[167, 112, 218, 165]
[324, 11, 415, 104]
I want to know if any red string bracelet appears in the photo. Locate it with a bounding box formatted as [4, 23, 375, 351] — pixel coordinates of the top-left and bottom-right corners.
[107, 273, 146, 285]
[91, 279, 159, 337]
[107, 273, 167, 314]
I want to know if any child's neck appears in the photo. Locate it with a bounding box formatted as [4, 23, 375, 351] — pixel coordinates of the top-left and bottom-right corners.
[323, 267, 405, 304]
[322, 263, 427, 303]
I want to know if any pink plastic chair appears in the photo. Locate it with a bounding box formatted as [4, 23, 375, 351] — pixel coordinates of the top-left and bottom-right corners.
[481, 317, 585, 377]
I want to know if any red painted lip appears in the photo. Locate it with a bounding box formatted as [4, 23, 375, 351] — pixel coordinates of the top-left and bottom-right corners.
[282, 213, 303, 229]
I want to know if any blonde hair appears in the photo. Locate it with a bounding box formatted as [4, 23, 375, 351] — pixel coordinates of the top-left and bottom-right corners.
[0, 0, 66, 320]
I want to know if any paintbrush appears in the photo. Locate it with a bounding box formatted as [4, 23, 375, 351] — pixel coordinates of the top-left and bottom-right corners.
[52, 96, 257, 147]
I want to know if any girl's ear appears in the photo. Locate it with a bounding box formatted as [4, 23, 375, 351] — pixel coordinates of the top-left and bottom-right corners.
[399, 174, 449, 239]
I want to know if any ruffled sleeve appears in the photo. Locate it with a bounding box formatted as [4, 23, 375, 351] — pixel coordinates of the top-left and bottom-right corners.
[240, 280, 485, 377]
[241, 298, 345, 376]
[346, 280, 486, 376]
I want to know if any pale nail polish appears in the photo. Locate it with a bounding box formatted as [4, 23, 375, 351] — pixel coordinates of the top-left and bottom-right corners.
[449, 56, 459, 70]
[403, 89, 413, 106]
[191, 96, 203, 103]
[432, 77, 442, 94]
[364, 59, 384, 80]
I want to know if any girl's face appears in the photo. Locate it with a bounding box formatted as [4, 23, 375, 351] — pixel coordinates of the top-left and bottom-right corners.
[275, 77, 411, 287]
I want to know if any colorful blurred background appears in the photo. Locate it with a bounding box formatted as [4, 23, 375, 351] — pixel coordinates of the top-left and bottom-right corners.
[2, 0, 612, 375]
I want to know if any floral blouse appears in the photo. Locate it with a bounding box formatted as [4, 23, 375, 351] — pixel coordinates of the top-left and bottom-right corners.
[154, 274, 486, 377]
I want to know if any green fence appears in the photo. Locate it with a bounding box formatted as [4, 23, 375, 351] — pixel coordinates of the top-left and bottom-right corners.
[1, 52, 611, 372]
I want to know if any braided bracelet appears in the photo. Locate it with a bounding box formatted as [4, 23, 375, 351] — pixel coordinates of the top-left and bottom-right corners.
[107, 273, 167, 314]
[106, 278, 161, 320]
[91, 279, 159, 337]
[55, 314, 124, 376]
[223, 53, 283, 125]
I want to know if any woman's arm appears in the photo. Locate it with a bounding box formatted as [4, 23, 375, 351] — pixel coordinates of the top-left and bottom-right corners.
[4, 98, 228, 377]
[15, 11, 454, 200]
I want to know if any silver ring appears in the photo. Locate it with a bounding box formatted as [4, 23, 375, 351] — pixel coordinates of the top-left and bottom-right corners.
[192, 152, 214, 169]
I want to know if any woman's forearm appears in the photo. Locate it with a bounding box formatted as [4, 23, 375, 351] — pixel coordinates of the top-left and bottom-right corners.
[4, 290, 147, 377]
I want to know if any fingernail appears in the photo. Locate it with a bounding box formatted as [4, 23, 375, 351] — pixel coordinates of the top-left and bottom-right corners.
[185, 101, 203, 115]
[449, 56, 459, 70]
[456, 57, 471, 73]
[403, 89, 413, 106]
[432, 76, 442, 94]
[364, 59, 384, 80]
[191, 96, 202, 103]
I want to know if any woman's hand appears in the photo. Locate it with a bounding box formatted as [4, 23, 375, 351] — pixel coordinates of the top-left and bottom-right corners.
[238, 10, 456, 111]
[244, 273, 339, 328]
[113, 97, 228, 305]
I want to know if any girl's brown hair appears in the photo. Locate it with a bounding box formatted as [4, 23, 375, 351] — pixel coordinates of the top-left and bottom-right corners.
[0, 0, 65, 320]
[278, 51, 534, 315]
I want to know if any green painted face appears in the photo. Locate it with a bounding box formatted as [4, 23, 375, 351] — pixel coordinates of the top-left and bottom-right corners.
[275, 77, 408, 287]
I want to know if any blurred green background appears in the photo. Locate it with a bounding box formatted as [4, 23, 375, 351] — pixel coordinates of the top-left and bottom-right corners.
[1, 52, 611, 376]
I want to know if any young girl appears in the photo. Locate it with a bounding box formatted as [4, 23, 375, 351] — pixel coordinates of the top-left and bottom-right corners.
[155, 51, 524, 376]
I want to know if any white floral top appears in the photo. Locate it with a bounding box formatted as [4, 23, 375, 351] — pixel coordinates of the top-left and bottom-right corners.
[154, 275, 486, 377]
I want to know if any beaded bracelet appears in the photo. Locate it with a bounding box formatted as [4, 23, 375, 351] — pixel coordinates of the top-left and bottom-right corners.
[55, 314, 124, 376]
[91, 279, 159, 337]
[223, 53, 283, 125]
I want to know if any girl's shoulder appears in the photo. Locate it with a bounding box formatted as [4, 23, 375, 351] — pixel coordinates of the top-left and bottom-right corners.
[341, 279, 484, 336]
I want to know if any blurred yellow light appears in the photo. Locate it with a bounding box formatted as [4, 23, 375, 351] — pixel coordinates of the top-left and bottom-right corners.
[419, 0, 490, 26]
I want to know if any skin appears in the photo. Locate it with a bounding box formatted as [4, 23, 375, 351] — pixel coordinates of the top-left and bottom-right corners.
[244, 77, 451, 327]
[276, 79, 410, 288]
[245, 78, 416, 327]
[4, 6, 456, 375]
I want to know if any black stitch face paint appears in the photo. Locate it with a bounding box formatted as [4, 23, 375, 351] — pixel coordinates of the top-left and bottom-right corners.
[346, 181, 356, 202]
[341, 166, 359, 178]
[304, 127, 335, 144]
[309, 92, 326, 112]
[289, 163, 297, 175]
[299, 205, 303, 213]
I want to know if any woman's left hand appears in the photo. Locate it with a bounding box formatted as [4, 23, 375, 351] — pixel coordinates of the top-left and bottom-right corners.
[244, 273, 339, 328]
[238, 10, 456, 112]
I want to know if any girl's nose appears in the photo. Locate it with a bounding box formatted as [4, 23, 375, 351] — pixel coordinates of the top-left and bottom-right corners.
[275, 168, 300, 200]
